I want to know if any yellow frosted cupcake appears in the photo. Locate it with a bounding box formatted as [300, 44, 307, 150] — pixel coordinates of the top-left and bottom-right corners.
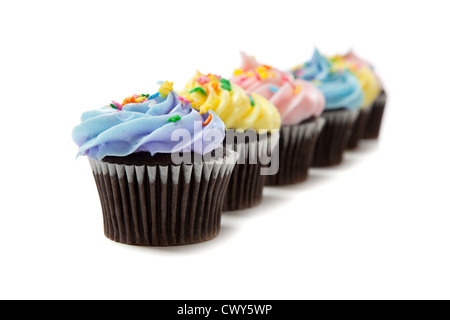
[180, 71, 281, 211]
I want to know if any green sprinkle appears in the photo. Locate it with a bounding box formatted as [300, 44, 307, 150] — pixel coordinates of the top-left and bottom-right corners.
[189, 87, 207, 96]
[109, 103, 118, 109]
[219, 78, 232, 91]
[167, 115, 182, 123]
[220, 78, 231, 86]
[248, 94, 255, 107]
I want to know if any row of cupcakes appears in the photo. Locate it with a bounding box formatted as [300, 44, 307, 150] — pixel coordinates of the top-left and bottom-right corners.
[72, 49, 387, 246]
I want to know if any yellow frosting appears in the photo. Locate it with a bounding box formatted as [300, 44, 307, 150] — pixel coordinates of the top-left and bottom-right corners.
[331, 57, 382, 108]
[180, 71, 281, 131]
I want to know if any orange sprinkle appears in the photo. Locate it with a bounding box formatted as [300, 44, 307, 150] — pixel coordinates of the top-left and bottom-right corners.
[122, 96, 136, 105]
[202, 114, 213, 126]
[211, 82, 219, 93]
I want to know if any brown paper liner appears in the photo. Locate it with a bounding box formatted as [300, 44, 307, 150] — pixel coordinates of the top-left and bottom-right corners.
[266, 117, 325, 186]
[347, 106, 372, 149]
[363, 90, 387, 139]
[88, 152, 237, 246]
[312, 109, 359, 167]
[223, 130, 276, 211]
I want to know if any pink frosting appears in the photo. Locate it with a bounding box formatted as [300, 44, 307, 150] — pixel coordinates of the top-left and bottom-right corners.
[344, 50, 372, 68]
[230, 52, 325, 125]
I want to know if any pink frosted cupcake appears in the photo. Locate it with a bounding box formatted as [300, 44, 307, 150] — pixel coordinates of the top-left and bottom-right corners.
[231, 52, 325, 185]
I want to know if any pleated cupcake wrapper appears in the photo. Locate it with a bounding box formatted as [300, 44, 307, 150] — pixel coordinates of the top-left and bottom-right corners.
[363, 90, 387, 139]
[347, 106, 372, 149]
[223, 131, 279, 211]
[89, 150, 238, 246]
[266, 117, 326, 186]
[312, 109, 360, 167]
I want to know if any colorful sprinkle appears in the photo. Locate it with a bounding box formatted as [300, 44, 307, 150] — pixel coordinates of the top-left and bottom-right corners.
[178, 96, 191, 109]
[189, 87, 207, 96]
[148, 92, 160, 100]
[294, 85, 302, 95]
[122, 96, 136, 106]
[111, 100, 122, 109]
[248, 94, 255, 107]
[220, 78, 232, 91]
[178, 96, 190, 103]
[233, 69, 243, 76]
[135, 97, 146, 103]
[196, 76, 210, 84]
[202, 114, 213, 126]
[256, 66, 268, 79]
[211, 82, 219, 93]
[109, 103, 118, 109]
[269, 86, 278, 93]
[167, 115, 181, 123]
[245, 71, 254, 77]
[158, 81, 173, 98]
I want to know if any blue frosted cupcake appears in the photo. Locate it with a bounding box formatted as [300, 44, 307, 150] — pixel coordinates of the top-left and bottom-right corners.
[72, 82, 237, 246]
[292, 49, 364, 166]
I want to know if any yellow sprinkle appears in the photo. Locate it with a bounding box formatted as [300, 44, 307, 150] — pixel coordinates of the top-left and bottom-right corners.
[233, 69, 243, 76]
[135, 97, 146, 103]
[245, 71, 254, 77]
[256, 66, 268, 79]
[268, 71, 276, 78]
[158, 81, 173, 98]
[191, 101, 201, 110]
[294, 85, 302, 94]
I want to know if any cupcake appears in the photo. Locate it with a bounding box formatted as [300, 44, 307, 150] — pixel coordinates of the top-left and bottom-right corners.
[230, 52, 325, 185]
[343, 51, 387, 139]
[180, 72, 281, 211]
[329, 53, 382, 148]
[292, 49, 364, 166]
[72, 82, 237, 246]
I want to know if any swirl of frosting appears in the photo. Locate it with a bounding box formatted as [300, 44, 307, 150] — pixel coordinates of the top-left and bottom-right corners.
[330, 53, 382, 108]
[292, 49, 364, 111]
[179, 72, 281, 131]
[230, 52, 325, 125]
[72, 82, 226, 160]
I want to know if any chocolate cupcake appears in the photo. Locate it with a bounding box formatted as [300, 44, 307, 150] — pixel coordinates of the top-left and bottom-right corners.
[180, 72, 281, 211]
[72, 82, 237, 246]
[342, 51, 387, 139]
[330, 53, 383, 148]
[292, 49, 364, 166]
[230, 52, 325, 185]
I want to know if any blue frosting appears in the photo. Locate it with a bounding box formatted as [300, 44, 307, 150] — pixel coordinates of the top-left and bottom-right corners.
[293, 49, 364, 110]
[72, 90, 226, 160]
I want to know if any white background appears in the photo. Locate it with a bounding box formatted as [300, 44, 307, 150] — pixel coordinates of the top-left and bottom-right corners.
[1, 0, 449, 300]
